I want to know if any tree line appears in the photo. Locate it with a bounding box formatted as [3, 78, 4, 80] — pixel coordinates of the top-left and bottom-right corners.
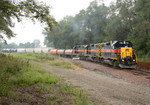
[0, 39, 41, 48]
[43, 0, 150, 57]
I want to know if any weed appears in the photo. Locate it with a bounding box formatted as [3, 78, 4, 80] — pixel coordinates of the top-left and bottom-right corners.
[59, 81, 92, 105]
[35, 83, 51, 93]
[18, 95, 30, 102]
[73, 90, 91, 105]
[60, 83, 76, 94]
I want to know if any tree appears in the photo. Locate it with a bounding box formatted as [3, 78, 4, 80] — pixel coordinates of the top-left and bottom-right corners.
[132, 0, 150, 56]
[24, 42, 32, 48]
[5, 42, 18, 48]
[43, 16, 80, 48]
[105, 0, 136, 41]
[0, 0, 57, 43]
[0, 42, 18, 48]
[32, 39, 41, 48]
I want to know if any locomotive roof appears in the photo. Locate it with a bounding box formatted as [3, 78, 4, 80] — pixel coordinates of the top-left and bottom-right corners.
[101, 40, 132, 45]
[73, 41, 132, 48]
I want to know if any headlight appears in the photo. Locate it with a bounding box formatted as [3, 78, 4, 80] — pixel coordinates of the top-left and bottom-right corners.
[122, 59, 124, 62]
[133, 59, 135, 62]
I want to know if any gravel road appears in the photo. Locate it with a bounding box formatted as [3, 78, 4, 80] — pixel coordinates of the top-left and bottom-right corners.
[37, 60, 150, 105]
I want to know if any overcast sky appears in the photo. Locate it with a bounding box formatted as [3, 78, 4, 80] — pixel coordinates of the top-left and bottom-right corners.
[7, 0, 114, 46]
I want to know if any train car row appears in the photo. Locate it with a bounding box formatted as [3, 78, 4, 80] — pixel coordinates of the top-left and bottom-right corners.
[50, 41, 137, 69]
[1, 48, 52, 53]
[50, 49, 74, 57]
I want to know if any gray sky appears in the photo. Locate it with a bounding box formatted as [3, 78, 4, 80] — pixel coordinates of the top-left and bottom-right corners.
[7, 0, 115, 46]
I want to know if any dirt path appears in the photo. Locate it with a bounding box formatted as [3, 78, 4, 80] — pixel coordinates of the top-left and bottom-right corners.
[37, 61, 150, 105]
[66, 58, 150, 86]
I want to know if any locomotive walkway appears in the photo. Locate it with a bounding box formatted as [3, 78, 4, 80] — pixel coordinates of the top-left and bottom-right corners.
[35, 60, 150, 105]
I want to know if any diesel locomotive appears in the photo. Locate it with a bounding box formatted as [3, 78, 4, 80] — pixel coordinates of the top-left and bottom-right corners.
[73, 41, 137, 68]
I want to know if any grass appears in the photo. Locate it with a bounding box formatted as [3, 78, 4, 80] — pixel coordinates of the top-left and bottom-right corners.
[9, 53, 38, 60]
[10, 53, 74, 69]
[35, 83, 52, 93]
[0, 53, 93, 105]
[43, 81, 92, 105]
[59, 82, 91, 105]
[9, 66, 59, 86]
[48, 58, 74, 69]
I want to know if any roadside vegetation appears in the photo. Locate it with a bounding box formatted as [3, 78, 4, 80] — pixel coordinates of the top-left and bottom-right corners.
[0, 53, 93, 105]
[136, 56, 150, 71]
[11, 53, 74, 69]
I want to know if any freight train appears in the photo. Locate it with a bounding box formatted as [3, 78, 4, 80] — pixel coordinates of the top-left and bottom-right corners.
[50, 41, 137, 68]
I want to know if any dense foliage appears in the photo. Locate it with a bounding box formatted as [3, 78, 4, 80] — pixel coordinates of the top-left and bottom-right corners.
[44, 0, 150, 57]
[0, 0, 57, 43]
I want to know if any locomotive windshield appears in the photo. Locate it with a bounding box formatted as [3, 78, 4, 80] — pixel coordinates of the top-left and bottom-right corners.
[114, 41, 133, 48]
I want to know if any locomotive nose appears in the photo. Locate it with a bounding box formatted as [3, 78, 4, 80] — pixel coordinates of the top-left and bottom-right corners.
[121, 47, 133, 59]
[120, 48, 135, 66]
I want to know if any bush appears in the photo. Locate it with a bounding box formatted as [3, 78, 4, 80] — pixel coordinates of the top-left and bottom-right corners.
[9, 66, 59, 86]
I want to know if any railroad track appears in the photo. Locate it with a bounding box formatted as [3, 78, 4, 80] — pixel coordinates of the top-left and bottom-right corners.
[88, 60, 150, 76]
[130, 68, 150, 76]
[64, 57, 150, 78]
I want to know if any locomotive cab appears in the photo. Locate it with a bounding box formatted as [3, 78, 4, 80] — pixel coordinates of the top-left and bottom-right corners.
[73, 45, 85, 59]
[114, 41, 137, 68]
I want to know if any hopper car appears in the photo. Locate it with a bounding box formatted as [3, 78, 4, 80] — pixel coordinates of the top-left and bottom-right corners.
[1, 48, 52, 53]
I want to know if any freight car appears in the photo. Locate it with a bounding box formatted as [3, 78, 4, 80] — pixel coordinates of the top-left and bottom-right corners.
[49, 49, 58, 54]
[57, 49, 65, 56]
[1, 48, 17, 53]
[65, 49, 74, 57]
[17, 48, 26, 53]
[1, 48, 52, 53]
